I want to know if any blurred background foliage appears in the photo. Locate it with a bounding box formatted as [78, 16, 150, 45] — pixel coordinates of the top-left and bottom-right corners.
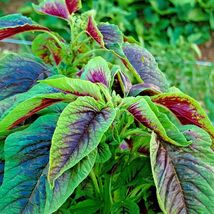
[0, 0, 214, 121]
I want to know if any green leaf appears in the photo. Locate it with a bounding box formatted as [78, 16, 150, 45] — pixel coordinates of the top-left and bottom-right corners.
[145, 96, 189, 146]
[112, 199, 140, 214]
[48, 96, 116, 186]
[114, 157, 153, 189]
[86, 15, 124, 57]
[81, 56, 111, 87]
[0, 83, 60, 120]
[40, 77, 104, 101]
[150, 126, 214, 214]
[68, 199, 102, 214]
[0, 114, 97, 214]
[0, 14, 49, 40]
[126, 97, 190, 146]
[32, 34, 63, 65]
[0, 92, 74, 135]
[45, 150, 97, 213]
[152, 92, 214, 140]
[96, 143, 111, 163]
[0, 143, 4, 186]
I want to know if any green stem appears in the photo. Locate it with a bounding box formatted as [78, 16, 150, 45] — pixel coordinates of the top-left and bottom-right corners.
[45, 31, 62, 47]
[125, 59, 143, 83]
[90, 170, 100, 196]
[103, 175, 113, 214]
[72, 31, 86, 45]
[72, 48, 106, 67]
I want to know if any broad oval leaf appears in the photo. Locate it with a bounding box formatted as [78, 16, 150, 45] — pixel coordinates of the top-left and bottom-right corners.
[0, 83, 60, 120]
[81, 56, 111, 87]
[152, 93, 214, 139]
[96, 143, 111, 163]
[32, 34, 63, 65]
[0, 14, 49, 40]
[98, 23, 124, 57]
[150, 126, 214, 214]
[48, 96, 116, 185]
[33, 0, 81, 20]
[122, 43, 169, 92]
[0, 92, 74, 135]
[40, 77, 104, 101]
[0, 54, 50, 100]
[126, 97, 189, 146]
[0, 114, 96, 214]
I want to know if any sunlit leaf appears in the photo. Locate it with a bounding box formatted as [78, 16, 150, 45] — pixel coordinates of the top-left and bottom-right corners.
[150, 126, 214, 214]
[0, 14, 49, 40]
[81, 56, 111, 87]
[41, 77, 104, 101]
[0, 92, 74, 134]
[152, 93, 214, 139]
[0, 83, 59, 120]
[48, 96, 116, 185]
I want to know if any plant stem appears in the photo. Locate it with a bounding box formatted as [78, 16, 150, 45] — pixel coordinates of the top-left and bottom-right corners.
[90, 170, 100, 196]
[72, 48, 106, 67]
[103, 175, 113, 214]
[45, 31, 62, 47]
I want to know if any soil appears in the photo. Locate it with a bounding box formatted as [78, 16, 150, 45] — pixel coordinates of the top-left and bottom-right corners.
[199, 32, 214, 61]
[0, 0, 33, 53]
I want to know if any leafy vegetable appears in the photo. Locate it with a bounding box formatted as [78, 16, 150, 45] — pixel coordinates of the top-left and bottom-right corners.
[0, 0, 213, 213]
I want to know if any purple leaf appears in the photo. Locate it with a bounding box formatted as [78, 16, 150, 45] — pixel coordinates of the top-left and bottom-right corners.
[0, 54, 50, 100]
[129, 83, 161, 96]
[150, 126, 214, 213]
[123, 43, 169, 91]
[34, 0, 82, 20]
[81, 56, 111, 87]
[86, 16, 124, 56]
